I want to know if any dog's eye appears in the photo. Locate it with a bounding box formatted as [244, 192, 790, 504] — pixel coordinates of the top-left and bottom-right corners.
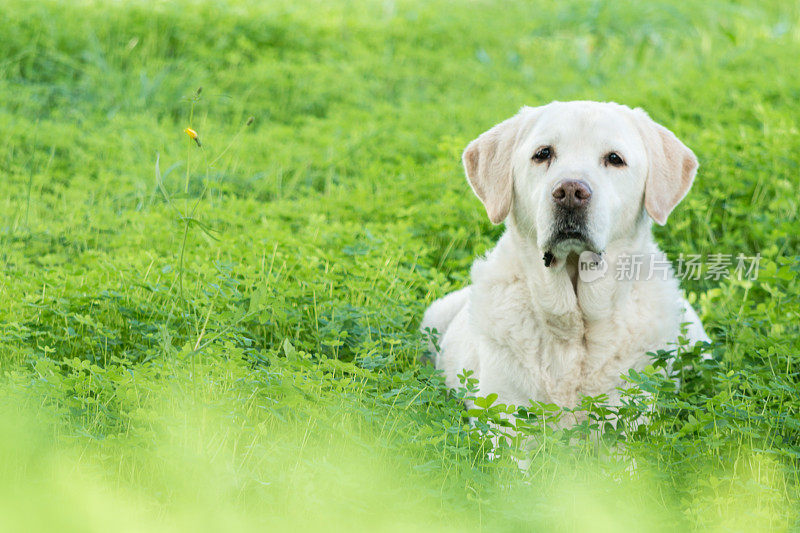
[533, 146, 553, 163]
[605, 152, 625, 167]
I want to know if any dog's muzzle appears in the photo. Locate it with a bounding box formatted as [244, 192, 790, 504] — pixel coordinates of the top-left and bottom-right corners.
[542, 179, 595, 266]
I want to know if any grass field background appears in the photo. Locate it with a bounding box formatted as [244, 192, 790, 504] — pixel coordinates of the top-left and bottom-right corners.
[1, 0, 799, 530]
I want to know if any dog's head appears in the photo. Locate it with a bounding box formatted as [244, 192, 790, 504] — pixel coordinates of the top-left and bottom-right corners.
[462, 101, 697, 263]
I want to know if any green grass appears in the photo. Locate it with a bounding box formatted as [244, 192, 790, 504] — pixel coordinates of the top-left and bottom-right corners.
[1, 0, 799, 530]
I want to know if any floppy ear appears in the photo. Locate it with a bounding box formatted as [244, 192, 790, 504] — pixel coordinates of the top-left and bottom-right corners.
[462, 112, 528, 224]
[634, 109, 699, 226]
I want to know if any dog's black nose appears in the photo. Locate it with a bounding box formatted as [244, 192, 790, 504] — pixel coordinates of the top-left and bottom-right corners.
[552, 179, 592, 209]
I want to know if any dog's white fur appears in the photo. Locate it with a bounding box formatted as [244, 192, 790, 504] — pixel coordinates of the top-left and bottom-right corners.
[422, 101, 709, 413]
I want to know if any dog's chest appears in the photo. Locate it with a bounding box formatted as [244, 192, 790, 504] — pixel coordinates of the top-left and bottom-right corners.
[476, 279, 677, 407]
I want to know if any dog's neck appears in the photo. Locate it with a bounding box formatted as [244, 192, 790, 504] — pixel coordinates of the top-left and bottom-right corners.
[504, 218, 661, 324]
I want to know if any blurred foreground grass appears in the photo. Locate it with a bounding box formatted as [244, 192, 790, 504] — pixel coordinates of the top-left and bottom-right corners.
[1, 0, 799, 530]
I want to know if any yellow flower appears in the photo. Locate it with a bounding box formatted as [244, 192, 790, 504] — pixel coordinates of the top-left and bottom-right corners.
[183, 127, 201, 147]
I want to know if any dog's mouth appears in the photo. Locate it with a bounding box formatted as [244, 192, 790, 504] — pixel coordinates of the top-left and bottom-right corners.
[542, 228, 597, 267]
[552, 229, 587, 243]
[541, 206, 601, 267]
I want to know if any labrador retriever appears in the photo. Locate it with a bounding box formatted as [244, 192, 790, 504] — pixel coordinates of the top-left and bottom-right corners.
[422, 101, 709, 415]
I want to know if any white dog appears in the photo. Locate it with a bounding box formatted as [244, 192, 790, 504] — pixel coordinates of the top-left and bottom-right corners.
[422, 101, 709, 414]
